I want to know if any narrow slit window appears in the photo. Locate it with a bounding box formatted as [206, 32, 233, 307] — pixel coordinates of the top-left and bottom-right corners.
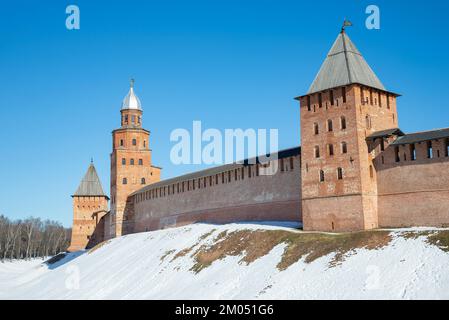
[446, 139, 449, 157]
[342, 87, 346, 103]
[341, 142, 348, 154]
[337, 167, 343, 180]
[141, 178, 146, 185]
[330, 90, 334, 106]
[314, 123, 319, 135]
[366, 115, 371, 129]
[318, 93, 323, 108]
[395, 146, 400, 162]
[410, 144, 416, 161]
[327, 119, 333, 132]
[328, 144, 334, 156]
[340, 116, 346, 130]
[319, 170, 325, 182]
[314, 146, 320, 158]
[427, 141, 433, 159]
[307, 96, 311, 111]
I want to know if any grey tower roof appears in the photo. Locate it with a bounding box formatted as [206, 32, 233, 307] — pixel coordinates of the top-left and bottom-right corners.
[308, 31, 386, 94]
[73, 163, 108, 198]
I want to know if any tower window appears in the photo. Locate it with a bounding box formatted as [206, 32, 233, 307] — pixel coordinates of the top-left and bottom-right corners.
[342, 87, 346, 103]
[340, 116, 346, 130]
[410, 144, 416, 161]
[122, 158, 126, 165]
[143, 140, 146, 148]
[328, 144, 334, 156]
[380, 139, 385, 151]
[131, 115, 136, 123]
[318, 93, 323, 108]
[130, 159, 135, 165]
[341, 142, 348, 154]
[337, 167, 343, 180]
[314, 146, 320, 158]
[314, 123, 319, 135]
[366, 115, 372, 129]
[330, 90, 334, 106]
[138, 116, 141, 124]
[445, 139, 449, 157]
[369, 165, 374, 178]
[138, 159, 143, 165]
[386, 94, 391, 109]
[369, 89, 373, 105]
[141, 178, 146, 185]
[319, 170, 325, 182]
[395, 146, 400, 162]
[123, 178, 128, 185]
[378, 92, 382, 107]
[307, 96, 311, 111]
[132, 138, 137, 146]
[120, 139, 124, 147]
[427, 141, 433, 159]
[125, 115, 128, 123]
[327, 119, 333, 132]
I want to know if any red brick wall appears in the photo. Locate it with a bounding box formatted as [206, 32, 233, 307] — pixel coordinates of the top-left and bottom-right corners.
[125, 156, 301, 233]
[376, 140, 449, 227]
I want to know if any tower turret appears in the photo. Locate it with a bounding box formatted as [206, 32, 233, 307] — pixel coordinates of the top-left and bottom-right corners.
[68, 162, 109, 251]
[297, 27, 400, 232]
[109, 80, 161, 237]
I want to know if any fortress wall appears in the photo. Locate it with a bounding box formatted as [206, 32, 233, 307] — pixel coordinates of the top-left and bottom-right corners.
[376, 142, 449, 227]
[126, 154, 301, 233]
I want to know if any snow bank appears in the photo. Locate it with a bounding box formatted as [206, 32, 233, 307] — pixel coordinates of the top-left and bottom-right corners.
[0, 222, 448, 299]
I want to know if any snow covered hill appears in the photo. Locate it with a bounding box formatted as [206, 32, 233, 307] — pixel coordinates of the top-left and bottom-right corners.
[1, 222, 449, 299]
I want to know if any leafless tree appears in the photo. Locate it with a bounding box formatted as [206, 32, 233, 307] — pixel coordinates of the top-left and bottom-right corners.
[0, 215, 71, 261]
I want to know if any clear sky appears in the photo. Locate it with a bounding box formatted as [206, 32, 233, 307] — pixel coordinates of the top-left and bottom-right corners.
[1, 0, 448, 227]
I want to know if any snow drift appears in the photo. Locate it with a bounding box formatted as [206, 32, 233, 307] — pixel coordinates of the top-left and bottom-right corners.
[1, 222, 449, 299]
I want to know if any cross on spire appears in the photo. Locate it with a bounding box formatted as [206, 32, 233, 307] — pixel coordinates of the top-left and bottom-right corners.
[130, 78, 135, 88]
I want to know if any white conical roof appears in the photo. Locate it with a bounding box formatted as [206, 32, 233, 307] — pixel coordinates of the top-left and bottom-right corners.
[121, 79, 142, 110]
[308, 31, 385, 94]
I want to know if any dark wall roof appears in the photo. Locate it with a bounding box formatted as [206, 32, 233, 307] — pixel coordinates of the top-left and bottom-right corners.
[131, 146, 301, 196]
[391, 128, 449, 145]
[366, 128, 404, 140]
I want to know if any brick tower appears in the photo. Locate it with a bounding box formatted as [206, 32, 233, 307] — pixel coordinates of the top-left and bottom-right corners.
[110, 80, 161, 237]
[68, 162, 109, 251]
[296, 27, 400, 232]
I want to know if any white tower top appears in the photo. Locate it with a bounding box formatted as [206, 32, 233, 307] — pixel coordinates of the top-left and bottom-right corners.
[121, 79, 142, 110]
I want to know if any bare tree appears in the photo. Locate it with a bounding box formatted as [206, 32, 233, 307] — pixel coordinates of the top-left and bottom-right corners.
[0, 215, 71, 261]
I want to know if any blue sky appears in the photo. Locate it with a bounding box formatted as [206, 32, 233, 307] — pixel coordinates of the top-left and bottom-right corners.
[0, 0, 448, 226]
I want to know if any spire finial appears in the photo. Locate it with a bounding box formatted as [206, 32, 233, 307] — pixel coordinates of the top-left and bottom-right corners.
[90, 157, 94, 164]
[341, 18, 353, 33]
[130, 78, 135, 88]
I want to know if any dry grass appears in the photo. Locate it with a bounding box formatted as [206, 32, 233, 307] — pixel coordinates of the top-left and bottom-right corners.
[189, 229, 392, 273]
[160, 249, 176, 262]
[426, 230, 449, 252]
[170, 230, 217, 263]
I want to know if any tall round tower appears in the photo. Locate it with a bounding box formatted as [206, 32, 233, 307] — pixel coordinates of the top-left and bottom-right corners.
[109, 80, 162, 238]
